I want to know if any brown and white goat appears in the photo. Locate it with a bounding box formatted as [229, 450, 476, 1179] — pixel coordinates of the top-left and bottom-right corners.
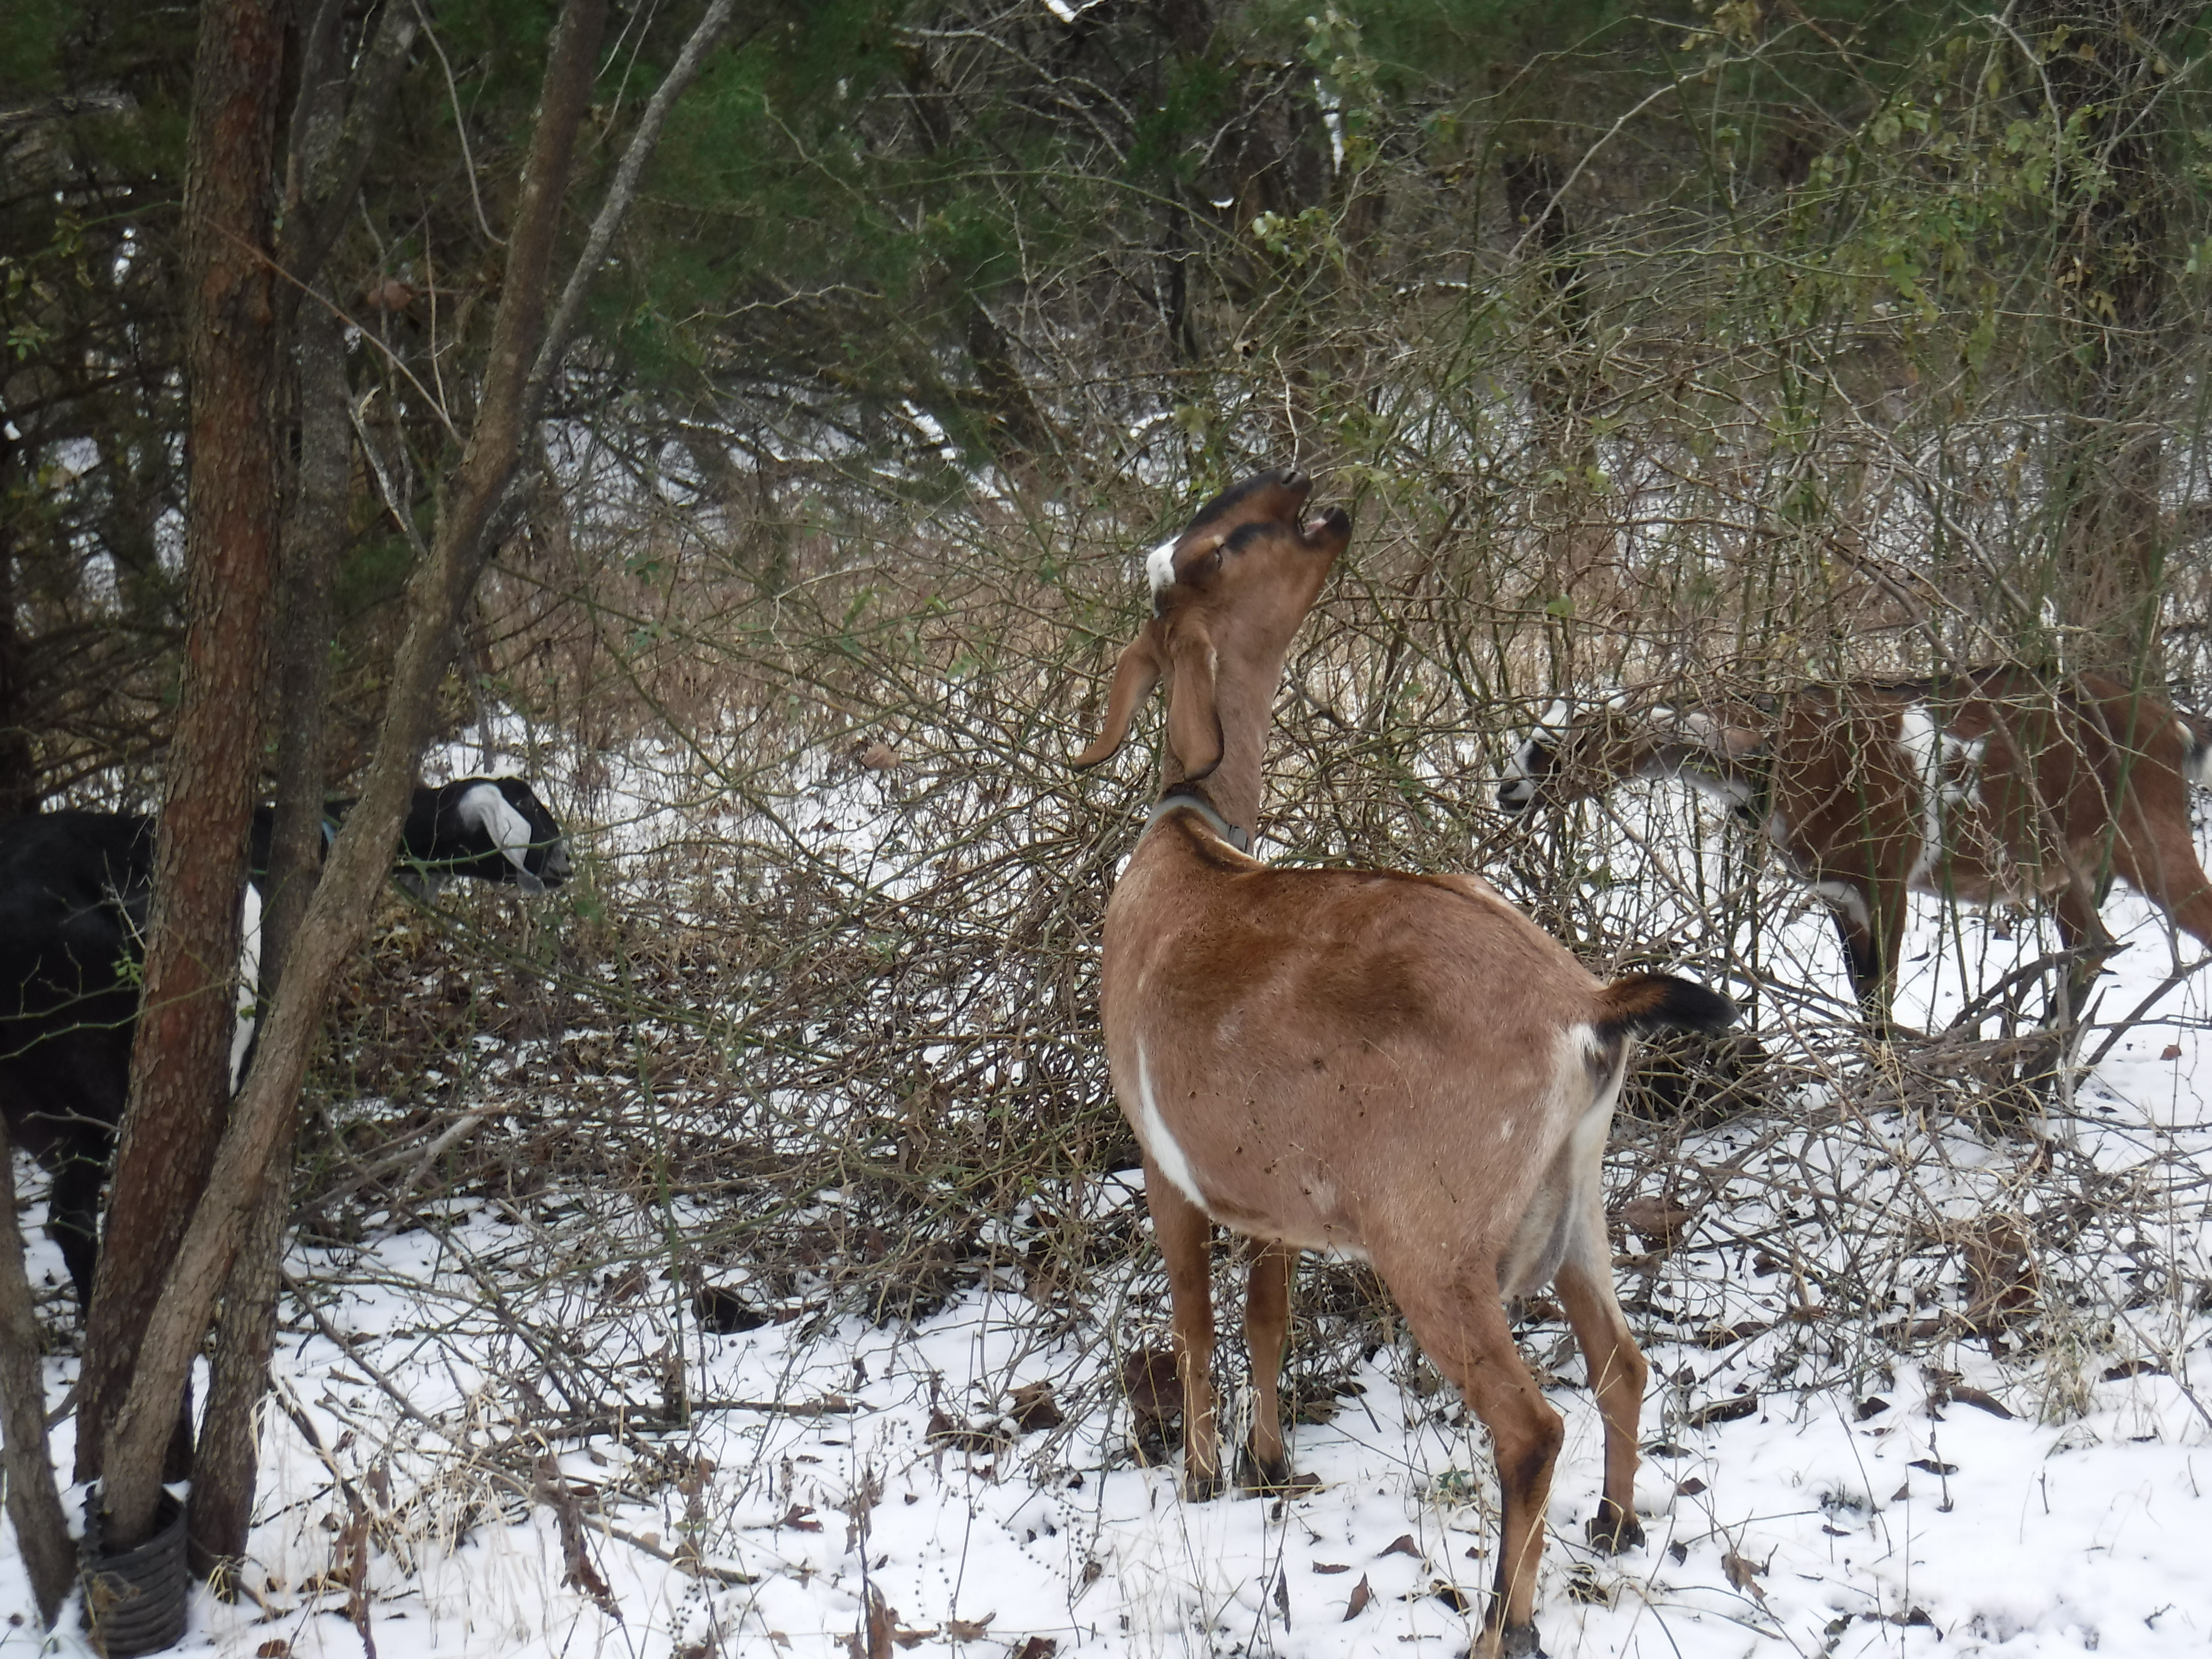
[1499, 670, 2212, 1030]
[1074, 468, 1735, 1659]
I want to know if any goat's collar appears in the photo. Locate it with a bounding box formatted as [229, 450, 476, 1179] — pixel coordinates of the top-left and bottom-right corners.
[1145, 789, 1250, 854]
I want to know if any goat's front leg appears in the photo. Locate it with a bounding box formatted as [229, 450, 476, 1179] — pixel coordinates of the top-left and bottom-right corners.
[1829, 882, 1905, 1037]
[2050, 880, 2117, 1036]
[1147, 1166, 1222, 1499]
[1241, 1242, 1295, 1490]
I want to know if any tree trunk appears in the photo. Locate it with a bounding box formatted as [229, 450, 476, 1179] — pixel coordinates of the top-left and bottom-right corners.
[0, 1117, 73, 1623]
[91, 0, 611, 1552]
[180, 0, 421, 1570]
[75, 0, 289, 1518]
[187, 297, 350, 1573]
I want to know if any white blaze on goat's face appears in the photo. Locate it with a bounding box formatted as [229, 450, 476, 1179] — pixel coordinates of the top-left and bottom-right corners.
[458, 781, 547, 893]
[1144, 537, 1179, 596]
[1499, 698, 1574, 810]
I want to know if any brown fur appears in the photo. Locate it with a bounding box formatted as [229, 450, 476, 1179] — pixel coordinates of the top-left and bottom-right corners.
[1503, 669, 2212, 1030]
[1076, 469, 1734, 1658]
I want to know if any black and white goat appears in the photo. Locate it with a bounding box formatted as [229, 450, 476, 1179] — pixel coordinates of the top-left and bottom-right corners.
[0, 776, 569, 1309]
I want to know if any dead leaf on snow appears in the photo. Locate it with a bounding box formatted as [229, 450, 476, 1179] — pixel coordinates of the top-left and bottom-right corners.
[1722, 1550, 1768, 1605]
[1009, 1381, 1064, 1434]
[1618, 1193, 1698, 1250]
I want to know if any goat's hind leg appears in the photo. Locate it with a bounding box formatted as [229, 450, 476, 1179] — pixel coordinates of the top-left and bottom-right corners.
[1147, 1164, 1224, 1499]
[1238, 1241, 1297, 1491]
[1388, 1258, 1562, 1659]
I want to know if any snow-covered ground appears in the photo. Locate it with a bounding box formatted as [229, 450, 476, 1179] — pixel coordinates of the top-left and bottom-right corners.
[6, 762, 2212, 1658]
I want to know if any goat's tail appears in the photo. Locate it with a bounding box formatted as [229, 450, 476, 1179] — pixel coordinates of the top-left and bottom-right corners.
[1594, 973, 1738, 1043]
[2183, 713, 2212, 789]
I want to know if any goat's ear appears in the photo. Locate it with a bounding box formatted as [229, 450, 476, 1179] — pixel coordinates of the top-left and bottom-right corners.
[1675, 710, 1765, 762]
[457, 781, 540, 878]
[1072, 632, 1163, 769]
[1717, 721, 1766, 761]
[1164, 615, 1224, 779]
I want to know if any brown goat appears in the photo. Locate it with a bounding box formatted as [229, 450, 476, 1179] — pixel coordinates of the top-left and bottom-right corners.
[1499, 670, 2212, 1030]
[1075, 468, 1735, 1658]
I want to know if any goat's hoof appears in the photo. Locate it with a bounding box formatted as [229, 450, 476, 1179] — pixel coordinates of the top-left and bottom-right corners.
[1586, 1501, 1644, 1553]
[1478, 1628, 1548, 1659]
[1238, 1448, 1289, 1491]
[1237, 1443, 1312, 1495]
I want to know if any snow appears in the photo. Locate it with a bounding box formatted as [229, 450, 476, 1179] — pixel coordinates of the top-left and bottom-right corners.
[6, 760, 2212, 1657]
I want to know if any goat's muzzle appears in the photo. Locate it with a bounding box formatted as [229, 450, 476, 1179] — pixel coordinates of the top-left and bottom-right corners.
[539, 839, 574, 889]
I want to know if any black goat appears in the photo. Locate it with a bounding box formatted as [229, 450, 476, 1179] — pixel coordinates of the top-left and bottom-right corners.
[0, 776, 569, 1309]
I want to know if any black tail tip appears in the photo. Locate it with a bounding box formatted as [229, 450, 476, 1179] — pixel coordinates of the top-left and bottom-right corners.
[1596, 973, 1738, 1040]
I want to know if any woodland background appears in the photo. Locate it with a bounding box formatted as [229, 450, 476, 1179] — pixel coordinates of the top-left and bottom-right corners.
[4, 0, 2212, 1652]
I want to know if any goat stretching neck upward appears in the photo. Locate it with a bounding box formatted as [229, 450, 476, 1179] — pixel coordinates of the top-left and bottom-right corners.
[1074, 468, 1735, 1659]
[0, 776, 571, 1311]
[1499, 670, 2212, 1030]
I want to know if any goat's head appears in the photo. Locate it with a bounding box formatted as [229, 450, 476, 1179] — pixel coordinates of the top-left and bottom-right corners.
[1498, 692, 1763, 814]
[446, 777, 573, 894]
[1073, 467, 1350, 800]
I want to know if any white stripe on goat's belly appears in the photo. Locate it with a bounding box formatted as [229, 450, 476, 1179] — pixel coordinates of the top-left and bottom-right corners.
[457, 781, 537, 877]
[230, 879, 264, 1094]
[1134, 1042, 1208, 1209]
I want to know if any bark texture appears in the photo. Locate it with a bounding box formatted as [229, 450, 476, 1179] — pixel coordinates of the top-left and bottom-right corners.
[76, 0, 289, 1522]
